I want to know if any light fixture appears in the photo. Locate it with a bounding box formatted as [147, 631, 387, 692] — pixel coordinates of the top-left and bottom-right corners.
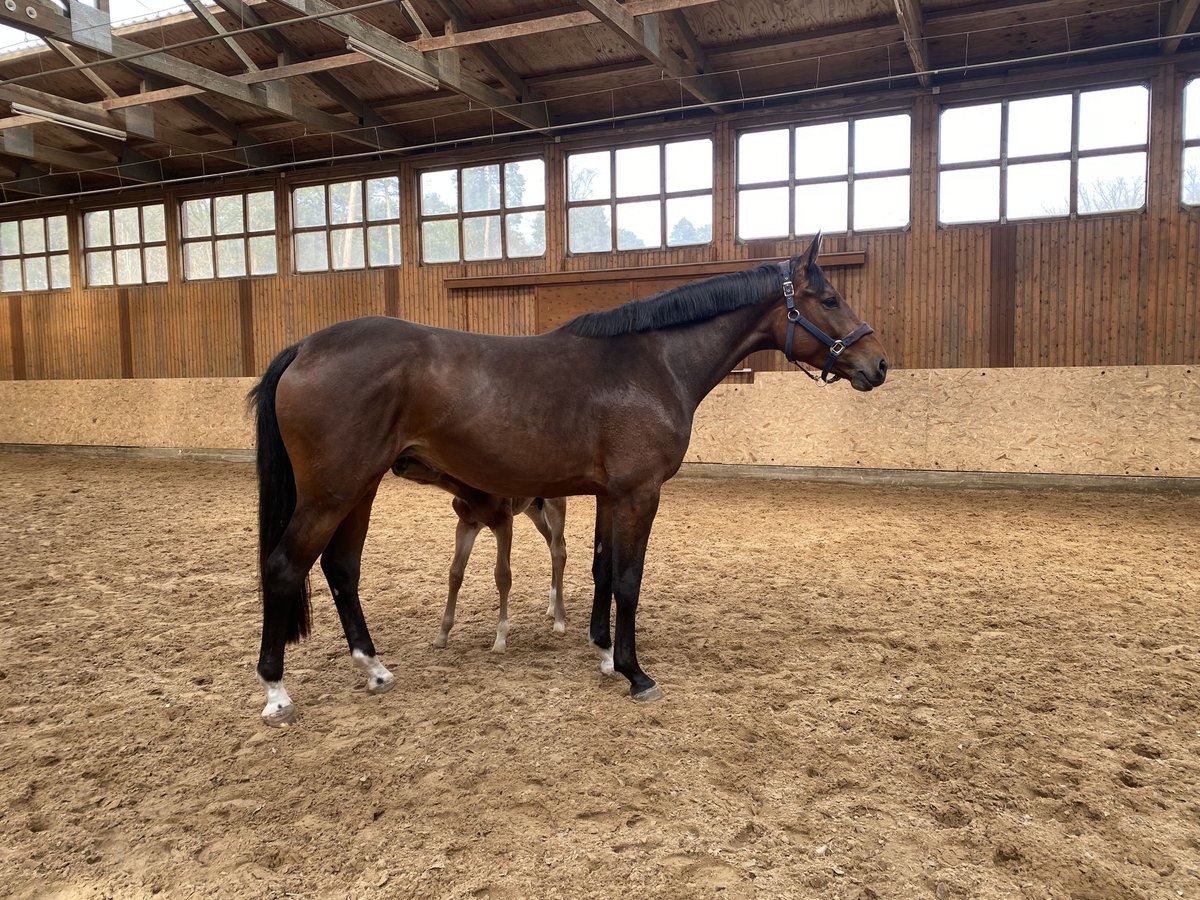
[10, 102, 127, 141]
[346, 37, 440, 91]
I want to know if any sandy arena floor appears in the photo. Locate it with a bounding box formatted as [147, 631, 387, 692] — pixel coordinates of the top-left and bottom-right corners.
[0, 453, 1197, 899]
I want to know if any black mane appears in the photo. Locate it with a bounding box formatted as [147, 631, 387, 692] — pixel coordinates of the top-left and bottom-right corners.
[562, 263, 792, 338]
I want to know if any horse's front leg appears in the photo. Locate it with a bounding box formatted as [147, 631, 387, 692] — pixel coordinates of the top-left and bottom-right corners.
[491, 517, 514, 653]
[588, 496, 616, 675]
[526, 500, 568, 635]
[437, 517, 481, 648]
[610, 484, 663, 701]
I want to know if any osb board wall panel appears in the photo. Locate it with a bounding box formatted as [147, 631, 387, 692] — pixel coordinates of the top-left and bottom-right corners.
[1, 367, 1196, 478]
[688, 366, 1199, 477]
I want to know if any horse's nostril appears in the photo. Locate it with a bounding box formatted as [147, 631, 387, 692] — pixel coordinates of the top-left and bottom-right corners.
[879, 359, 889, 374]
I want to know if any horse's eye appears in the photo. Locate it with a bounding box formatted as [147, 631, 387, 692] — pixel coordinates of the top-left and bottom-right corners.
[822, 297, 839, 309]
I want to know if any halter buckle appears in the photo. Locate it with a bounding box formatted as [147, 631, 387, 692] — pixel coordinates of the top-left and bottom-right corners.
[782, 279, 795, 300]
[830, 339, 845, 356]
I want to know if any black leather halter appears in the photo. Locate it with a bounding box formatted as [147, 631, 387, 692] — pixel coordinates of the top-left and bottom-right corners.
[779, 261, 875, 384]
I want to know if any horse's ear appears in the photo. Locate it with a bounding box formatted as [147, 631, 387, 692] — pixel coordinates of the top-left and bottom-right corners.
[803, 231, 823, 270]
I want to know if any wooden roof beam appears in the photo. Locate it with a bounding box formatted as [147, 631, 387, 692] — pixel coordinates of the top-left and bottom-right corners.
[575, 0, 725, 112]
[1164, 0, 1200, 54]
[419, 0, 540, 103]
[893, 0, 931, 87]
[0, 127, 159, 182]
[181, 0, 260, 73]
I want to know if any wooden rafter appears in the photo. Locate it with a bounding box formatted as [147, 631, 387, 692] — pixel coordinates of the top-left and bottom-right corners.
[181, 0, 259, 73]
[1163, 0, 1200, 54]
[420, 0, 539, 103]
[575, 0, 725, 112]
[0, 127, 159, 182]
[893, 0, 931, 87]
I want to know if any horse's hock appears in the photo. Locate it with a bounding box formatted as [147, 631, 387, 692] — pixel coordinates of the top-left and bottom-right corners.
[0, 364, 1195, 479]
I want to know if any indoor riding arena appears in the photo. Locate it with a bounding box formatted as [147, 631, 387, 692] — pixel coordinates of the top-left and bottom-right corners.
[0, 1, 1197, 898]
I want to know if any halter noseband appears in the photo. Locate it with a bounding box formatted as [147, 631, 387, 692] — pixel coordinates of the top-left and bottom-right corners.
[779, 261, 875, 385]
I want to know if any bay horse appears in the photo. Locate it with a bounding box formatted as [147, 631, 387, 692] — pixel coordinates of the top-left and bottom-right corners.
[391, 456, 568, 652]
[249, 234, 887, 725]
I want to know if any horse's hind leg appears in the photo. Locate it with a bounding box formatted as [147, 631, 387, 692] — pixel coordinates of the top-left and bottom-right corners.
[491, 516, 514, 653]
[526, 500, 568, 635]
[588, 496, 616, 676]
[320, 483, 395, 695]
[437, 517, 481, 648]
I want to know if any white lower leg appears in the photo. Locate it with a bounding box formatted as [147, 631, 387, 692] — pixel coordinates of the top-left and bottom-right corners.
[258, 676, 296, 725]
[492, 617, 509, 653]
[589, 641, 615, 676]
[351, 649, 396, 694]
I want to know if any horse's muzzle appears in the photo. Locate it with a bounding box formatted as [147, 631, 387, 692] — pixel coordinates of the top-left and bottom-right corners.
[850, 358, 888, 392]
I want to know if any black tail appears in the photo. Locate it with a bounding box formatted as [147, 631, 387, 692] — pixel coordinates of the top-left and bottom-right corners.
[247, 343, 310, 642]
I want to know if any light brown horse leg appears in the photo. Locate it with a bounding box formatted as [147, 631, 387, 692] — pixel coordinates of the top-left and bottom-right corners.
[491, 517, 514, 653]
[437, 517, 480, 649]
[526, 500, 568, 635]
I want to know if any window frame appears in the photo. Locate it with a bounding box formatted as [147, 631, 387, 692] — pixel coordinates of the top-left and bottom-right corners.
[564, 137, 715, 255]
[418, 157, 548, 264]
[937, 83, 1151, 226]
[735, 111, 913, 241]
[289, 174, 402, 274]
[1181, 76, 1200, 207]
[81, 202, 169, 288]
[0, 213, 71, 293]
[179, 188, 279, 281]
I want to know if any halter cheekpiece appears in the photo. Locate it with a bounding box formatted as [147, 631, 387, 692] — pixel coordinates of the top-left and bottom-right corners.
[778, 260, 874, 384]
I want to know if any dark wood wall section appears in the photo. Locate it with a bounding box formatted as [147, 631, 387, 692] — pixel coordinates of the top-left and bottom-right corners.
[2, 63, 1199, 381]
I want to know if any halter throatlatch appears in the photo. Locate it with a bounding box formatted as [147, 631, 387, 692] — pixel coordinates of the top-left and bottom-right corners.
[779, 262, 875, 384]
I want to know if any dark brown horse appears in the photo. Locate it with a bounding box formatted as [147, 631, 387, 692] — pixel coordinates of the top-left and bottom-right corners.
[249, 234, 887, 725]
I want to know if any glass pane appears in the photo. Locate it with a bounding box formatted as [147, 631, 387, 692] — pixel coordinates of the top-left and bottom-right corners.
[616, 145, 660, 198]
[115, 247, 142, 284]
[1078, 152, 1146, 213]
[738, 129, 789, 185]
[854, 175, 910, 230]
[87, 251, 113, 286]
[248, 235, 277, 275]
[366, 177, 400, 221]
[665, 139, 713, 193]
[144, 246, 168, 283]
[247, 191, 275, 232]
[505, 211, 545, 258]
[84, 211, 111, 248]
[294, 232, 329, 272]
[113, 207, 140, 245]
[1007, 160, 1070, 219]
[1183, 146, 1200, 205]
[184, 242, 214, 280]
[23, 256, 47, 291]
[568, 205, 612, 253]
[20, 219, 45, 254]
[183, 198, 211, 238]
[463, 215, 502, 260]
[795, 121, 848, 179]
[1186, 79, 1200, 142]
[1008, 94, 1071, 158]
[142, 205, 166, 244]
[940, 103, 1000, 164]
[214, 195, 244, 235]
[1, 258, 22, 291]
[330, 227, 364, 269]
[567, 151, 610, 201]
[795, 182, 848, 235]
[47, 216, 68, 252]
[422, 219, 459, 263]
[505, 160, 545, 208]
[1079, 85, 1148, 151]
[737, 186, 789, 239]
[939, 166, 1000, 223]
[329, 181, 363, 225]
[367, 224, 401, 267]
[462, 165, 501, 212]
[421, 170, 458, 215]
[666, 195, 712, 246]
[216, 238, 247, 277]
[856, 114, 911, 173]
[49, 254, 69, 289]
[617, 200, 661, 250]
[0, 220, 19, 255]
[293, 185, 327, 228]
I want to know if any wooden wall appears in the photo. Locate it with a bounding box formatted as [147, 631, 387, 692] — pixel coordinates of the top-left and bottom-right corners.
[2, 61, 1199, 381]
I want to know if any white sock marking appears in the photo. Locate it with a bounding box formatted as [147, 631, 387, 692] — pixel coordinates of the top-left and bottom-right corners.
[258, 676, 294, 722]
[352, 649, 395, 692]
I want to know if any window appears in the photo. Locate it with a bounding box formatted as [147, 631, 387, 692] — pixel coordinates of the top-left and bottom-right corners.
[291, 176, 400, 273]
[938, 85, 1149, 224]
[566, 138, 713, 253]
[736, 114, 911, 240]
[0, 214, 69, 292]
[83, 203, 167, 286]
[1183, 79, 1200, 205]
[420, 159, 546, 263]
[181, 190, 277, 279]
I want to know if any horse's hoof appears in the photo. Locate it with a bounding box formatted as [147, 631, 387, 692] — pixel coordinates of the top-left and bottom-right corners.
[631, 683, 663, 702]
[434, 635, 448, 649]
[367, 673, 396, 695]
[262, 701, 297, 727]
[491, 640, 507, 654]
[553, 621, 567, 636]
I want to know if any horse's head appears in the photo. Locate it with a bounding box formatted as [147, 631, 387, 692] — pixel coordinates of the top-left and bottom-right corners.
[773, 234, 888, 391]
